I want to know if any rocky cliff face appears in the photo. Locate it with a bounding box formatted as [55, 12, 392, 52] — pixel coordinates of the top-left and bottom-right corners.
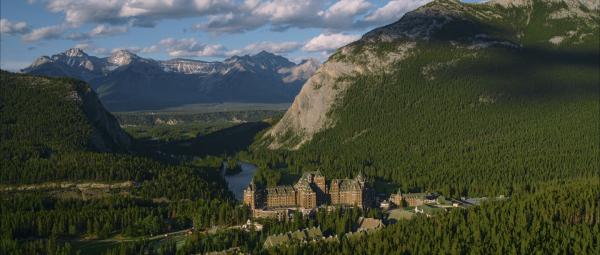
[279, 58, 321, 84]
[266, 43, 415, 149]
[265, 0, 599, 149]
[74, 84, 132, 152]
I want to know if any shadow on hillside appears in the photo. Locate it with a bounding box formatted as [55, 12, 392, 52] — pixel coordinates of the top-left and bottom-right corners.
[450, 46, 600, 99]
[362, 3, 600, 100]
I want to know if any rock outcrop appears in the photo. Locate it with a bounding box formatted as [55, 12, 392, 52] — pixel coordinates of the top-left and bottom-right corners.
[74, 84, 132, 152]
[267, 42, 415, 149]
[279, 58, 321, 84]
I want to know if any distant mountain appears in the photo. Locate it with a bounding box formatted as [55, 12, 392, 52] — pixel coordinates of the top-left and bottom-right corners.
[23, 50, 320, 111]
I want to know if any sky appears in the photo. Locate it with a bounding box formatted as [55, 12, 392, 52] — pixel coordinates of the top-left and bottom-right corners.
[0, 0, 486, 71]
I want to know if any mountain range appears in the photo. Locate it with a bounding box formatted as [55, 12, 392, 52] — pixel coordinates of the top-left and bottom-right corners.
[23, 49, 319, 111]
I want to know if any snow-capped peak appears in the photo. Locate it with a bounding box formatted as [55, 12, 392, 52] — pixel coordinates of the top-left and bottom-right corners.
[64, 48, 87, 57]
[108, 50, 139, 66]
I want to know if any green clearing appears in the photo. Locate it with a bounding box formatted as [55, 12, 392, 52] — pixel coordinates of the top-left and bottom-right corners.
[387, 209, 415, 221]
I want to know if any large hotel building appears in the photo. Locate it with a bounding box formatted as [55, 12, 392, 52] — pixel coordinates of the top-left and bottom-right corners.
[243, 171, 373, 213]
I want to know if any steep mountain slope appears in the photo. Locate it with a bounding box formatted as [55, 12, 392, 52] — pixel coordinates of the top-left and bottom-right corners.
[23, 50, 319, 111]
[0, 70, 131, 153]
[262, 0, 599, 195]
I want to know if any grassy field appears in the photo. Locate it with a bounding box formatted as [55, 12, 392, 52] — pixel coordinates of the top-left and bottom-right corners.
[114, 105, 284, 143]
[122, 121, 235, 142]
[387, 209, 415, 222]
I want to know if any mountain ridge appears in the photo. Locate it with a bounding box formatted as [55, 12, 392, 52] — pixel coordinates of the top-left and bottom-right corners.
[23, 49, 320, 111]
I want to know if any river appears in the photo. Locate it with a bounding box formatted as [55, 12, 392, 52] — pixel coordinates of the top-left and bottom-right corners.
[222, 161, 258, 201]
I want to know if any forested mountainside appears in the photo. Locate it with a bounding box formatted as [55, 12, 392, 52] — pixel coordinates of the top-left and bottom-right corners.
[23, 49, 319, 111]
[0, 70, 131, 155]
[259, 0, 599, 196]
[0, 71, 247, 254]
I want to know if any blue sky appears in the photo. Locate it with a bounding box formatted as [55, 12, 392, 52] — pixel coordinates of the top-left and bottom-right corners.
[1, 0, 485, 71]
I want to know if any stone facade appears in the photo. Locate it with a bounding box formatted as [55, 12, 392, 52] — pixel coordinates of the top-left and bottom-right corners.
[243, 171, 371, 212]
[265, 186, 296, 208]
[329, 173, 370, 209]
[243, 183, 260, 210]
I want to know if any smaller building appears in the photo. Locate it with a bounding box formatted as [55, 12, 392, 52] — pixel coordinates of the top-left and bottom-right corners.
[253, 208, 292, 221]
[403, 193, 427, 206]
[390, 192, 404, 207]
[390, 191, 439, 207]
[379, 200, 391, 210]
[263, 227, 325, 248]
[241, 219, 263, 232]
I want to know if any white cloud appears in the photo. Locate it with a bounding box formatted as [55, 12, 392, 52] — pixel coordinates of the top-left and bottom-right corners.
[93, 47, 110, 55]
[192, 0, 322, 34]
[226, 41, 302, 56]
[73, 42, 94, 51]
[22, 25, 65, 42]
[193, 11, 266, 33]
[64, 32, 88, 40]
[65, 24, 129, 41]
[362, 0, 431, 25]
[194, 0, 429, 33]
[303, 33, 360, 52]
[0, 19, 30, 35]
[318, 0, 372, 28]
[89, 24, 128, 37]
[251, 0, 321, 23]
[47, 0, 124, 26]
[45, 0, 235, 27]
[110, 44, 161, 55]
[33, 0, 431, 35]
[321, 0, 372, 18]
[159, 37, 225, 57]
[20, 0, 433, 46]
[69, 42, 109, 55]
[140, 45, 160, 53]
[195, 0, 351, 33]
